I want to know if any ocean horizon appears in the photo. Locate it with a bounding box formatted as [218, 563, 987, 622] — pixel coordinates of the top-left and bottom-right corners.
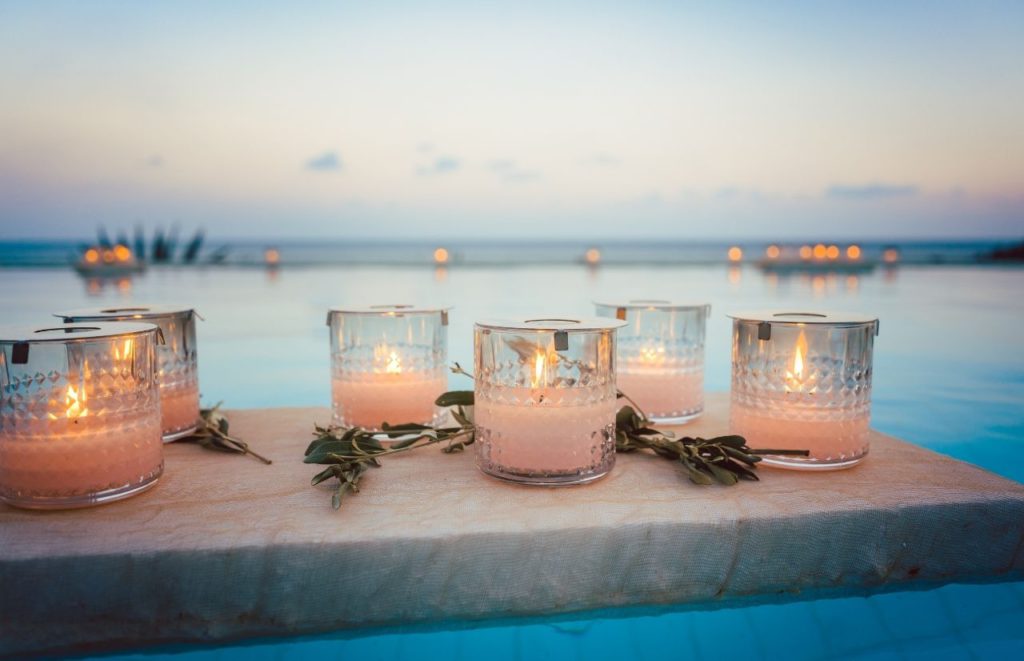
[1, 237, 1019, 268]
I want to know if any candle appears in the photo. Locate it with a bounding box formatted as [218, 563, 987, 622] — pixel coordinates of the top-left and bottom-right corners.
[331, 344, 446, 428]
[55, 306, 202, 442]
[474, 317, 625, 485]
[594, 300, 709, 423]
[728, 311, 879, 470]
[328, 306, 450, 432]
[0, 323, 164, 508]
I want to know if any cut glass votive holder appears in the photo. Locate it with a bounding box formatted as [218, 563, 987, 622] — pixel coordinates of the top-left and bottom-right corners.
[0, 322, 164, 509]
[594, 299, 710, 424]
[56, 306, 201, 442]
[328, 305, 450, 431]
[729, 311, 879, 470]
[474, 316, 626, 486]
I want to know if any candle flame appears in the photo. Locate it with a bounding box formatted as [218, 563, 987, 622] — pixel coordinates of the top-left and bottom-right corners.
[49, 384, 89, 420]
[793, 332, 806, 378]
[533, 351, 546, 387]
[639, 345, 666, 365]
[373, 343, 403, 374]
[785, 331, 812, 392]
[386, 351, 401, 374]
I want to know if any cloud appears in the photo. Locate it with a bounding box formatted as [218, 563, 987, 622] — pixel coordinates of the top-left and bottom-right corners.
[826, 183, 918, 199]
[487, 159, 541, 183]
[306, 151, 342, 171]
[418, 156, 460, 175]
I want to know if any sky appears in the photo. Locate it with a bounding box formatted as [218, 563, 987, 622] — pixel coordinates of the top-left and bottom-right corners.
[1, 0, 1023, 241]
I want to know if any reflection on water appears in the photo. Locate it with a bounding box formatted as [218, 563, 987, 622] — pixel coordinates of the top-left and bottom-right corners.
[83, 276, 133, 297]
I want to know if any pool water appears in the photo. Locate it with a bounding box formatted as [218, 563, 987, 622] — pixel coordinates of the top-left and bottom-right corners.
[2, 262, 1022, 659]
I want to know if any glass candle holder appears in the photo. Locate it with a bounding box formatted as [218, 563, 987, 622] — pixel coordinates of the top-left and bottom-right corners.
[594, 299, 710, 424]
[474, 316, 626, 485]
[0, 322, 164, 509]
[56, 306, 201, 442]
[729, 311, 879, 470]
[328, 305, 450, 431]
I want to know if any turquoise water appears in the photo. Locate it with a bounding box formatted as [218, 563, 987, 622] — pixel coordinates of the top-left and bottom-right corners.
[2, 260, 1023, 659]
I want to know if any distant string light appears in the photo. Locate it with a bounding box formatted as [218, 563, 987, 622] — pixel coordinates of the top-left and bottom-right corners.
[727, 246, 743, 262]
[584, 248, 601, 265]
[765, 245, 780, 259]
[433, 247, 450, 264]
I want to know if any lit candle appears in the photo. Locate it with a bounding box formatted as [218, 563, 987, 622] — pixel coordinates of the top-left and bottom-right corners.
[728, 311, 879, 470]
[331, 343, 448, 429]
[328, 305, 450, 431]
[55, 306, 202, 442]
[474, 317, 625, 485]
[595, 300, 709, 424]
[0, 323, 164, 509]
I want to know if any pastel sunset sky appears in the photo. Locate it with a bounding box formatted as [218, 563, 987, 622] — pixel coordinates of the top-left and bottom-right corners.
[1, 1, 1022, 239]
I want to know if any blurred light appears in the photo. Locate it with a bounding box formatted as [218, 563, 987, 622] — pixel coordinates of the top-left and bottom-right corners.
[728, 266, 742, 285]
[113, 244, 131, 261]
[813, 244, 827, 259]
[846, 245, 861, 260]
[883, 248, 900, 263]
[434, 266, 448, 282]
[826, 245, 840, 260]
[811, 275, 826, 294]
[727, 246, 743, 262]
[584, 248, 601, 264]
[846, 275, 860, 291]
[765, 245, 780, 259]
[264, 248, 280, 266]
[102, 249, 115, 263]
[433, 247, 450, 264]
[117, 278, 132, 293]
[799, 245, 813, 260]
[84, 248, 99, 264]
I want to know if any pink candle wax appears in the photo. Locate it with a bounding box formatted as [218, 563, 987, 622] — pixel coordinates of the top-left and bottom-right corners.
[332, 373, 446, 430]
[0, 408, 163, 503]
[160, 381, 200, 440]
[730, 403, 870, 466]
[617, 368, 703, 420]
[476, 387, 616, 474]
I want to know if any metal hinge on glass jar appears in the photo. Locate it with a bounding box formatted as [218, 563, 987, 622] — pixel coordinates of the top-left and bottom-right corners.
[0, 322, 165, 508]
[473, 316, 627, 485]
[55, 306, 202, 442]
[728, 311, 880, 470]
[327, 305, 451, 432]
[594, 299, 710, 424]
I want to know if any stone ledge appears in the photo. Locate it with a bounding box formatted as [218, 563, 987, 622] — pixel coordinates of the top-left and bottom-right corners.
[2, 394, 1023, 657]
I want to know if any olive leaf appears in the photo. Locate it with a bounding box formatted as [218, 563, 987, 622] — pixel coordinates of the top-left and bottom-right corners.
[614, 403, 808, 486]
[181, 403, 272, 464]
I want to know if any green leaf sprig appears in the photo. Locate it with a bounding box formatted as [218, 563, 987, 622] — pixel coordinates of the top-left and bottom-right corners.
[304, 365, 475, 509]
[614, 394, 808, 485]
[306, 364, 810, 509]
[182, 403, 273, 464]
